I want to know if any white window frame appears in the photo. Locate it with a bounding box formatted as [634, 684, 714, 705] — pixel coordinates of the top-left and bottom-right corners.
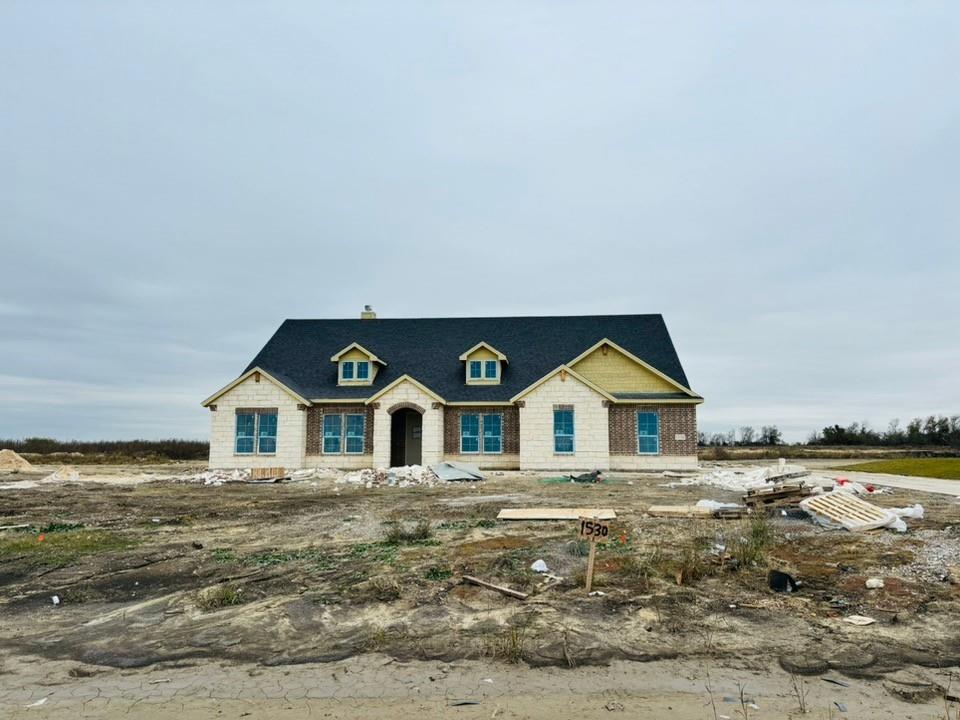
[339, 361, 355, 381]
[483, 360, 499, 380]
[468, 360, 482, 380]
[355, 361, 370, 380]
[636, 411, 661, 455]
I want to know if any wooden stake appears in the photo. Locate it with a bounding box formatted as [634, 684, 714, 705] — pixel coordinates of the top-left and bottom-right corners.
[585, 540, 597, 594]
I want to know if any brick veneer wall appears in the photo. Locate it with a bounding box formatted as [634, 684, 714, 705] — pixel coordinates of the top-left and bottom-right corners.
[306, 405, 375, 455]
[443, 406, 520, 455]
[608, 404, 697, 456]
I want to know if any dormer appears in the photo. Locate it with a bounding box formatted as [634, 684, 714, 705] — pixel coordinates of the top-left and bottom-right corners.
[330, 343, 384, 386]
[458, 342, 507, 385]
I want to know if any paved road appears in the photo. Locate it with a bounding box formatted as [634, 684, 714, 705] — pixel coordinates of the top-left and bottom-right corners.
[802, 459, 960, 497]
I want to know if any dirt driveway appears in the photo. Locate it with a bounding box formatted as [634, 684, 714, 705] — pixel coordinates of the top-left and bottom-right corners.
[2, 461, 960, 717]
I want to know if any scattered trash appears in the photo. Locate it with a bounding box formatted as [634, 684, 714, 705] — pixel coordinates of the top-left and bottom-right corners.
[24, 697, 47, 708]
[865, 577, 885, 589]
[743, 483, 813, 509]
[569, 470, 603, 483]
[843, 614, 877, 626]
[148, 678, 171, 684]
[834, 701, 848, 712]
[821, 677, 851, 687]
[530, 559, 549, 573]
[339, 465, 439, 488]
[431, 461, 484, 482]
[603, 700, 624, 711]
[449, 699, 480, 706]
[51, 595, 60, 606]
[42, 465, 81, 483]
[589, 590, 606, 597]
[768, 569, 799, 593]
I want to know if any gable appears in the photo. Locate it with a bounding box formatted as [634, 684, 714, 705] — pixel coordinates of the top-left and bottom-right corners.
[464, 346, 500, 362]
[570, 345, 681, 394]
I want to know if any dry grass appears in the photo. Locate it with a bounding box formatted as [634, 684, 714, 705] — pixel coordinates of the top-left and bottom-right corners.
[196, 585, 244, 611]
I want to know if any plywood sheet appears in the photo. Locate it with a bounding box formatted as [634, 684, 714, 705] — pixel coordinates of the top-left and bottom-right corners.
[646, 504, 714, 518]
[497, 508, 617, 521]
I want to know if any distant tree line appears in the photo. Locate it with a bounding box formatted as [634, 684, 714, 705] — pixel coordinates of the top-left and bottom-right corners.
[698, 426, 783, 447]
[0, 438, 209, 460]
[807, 416, 960, 447]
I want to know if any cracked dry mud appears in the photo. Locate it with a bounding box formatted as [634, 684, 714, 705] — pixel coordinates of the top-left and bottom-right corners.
[2, 462, 960, 717]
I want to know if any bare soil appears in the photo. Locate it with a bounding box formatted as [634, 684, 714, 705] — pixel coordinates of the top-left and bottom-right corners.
[3, 461, 960, 717]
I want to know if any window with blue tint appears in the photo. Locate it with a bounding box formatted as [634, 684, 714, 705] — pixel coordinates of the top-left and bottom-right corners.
[469, 361, 482, 379]
[235, 413, 255, 454]
[460, 414, 480, 453]
[341, 361, 354, 380]
[257, 413, 278, 454]
[356, 361, 369, 380]
[323, 414, 342, 453]
[637, 411, 660, 454]
[554, 409, 575, 454]
[345, 414, 365, 454]
[484, 360, 498, 379]
[482, 414, 502, 453]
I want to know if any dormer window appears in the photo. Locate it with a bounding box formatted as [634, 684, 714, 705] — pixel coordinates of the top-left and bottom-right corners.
[459, 341, 507, 385]
[331, 343, 384, 386]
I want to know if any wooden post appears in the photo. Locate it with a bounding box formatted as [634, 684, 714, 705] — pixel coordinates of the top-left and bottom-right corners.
[585, 540, 597, 593]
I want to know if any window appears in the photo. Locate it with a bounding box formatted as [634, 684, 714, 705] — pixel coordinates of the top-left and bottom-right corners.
[257, 413, 277, 454]
[356, 361, 369, 380]
[323, 414, 342, 453]
[469, 361, 482, 379]
[340, 361, 354, 380]
[637, 411, 660, 454]
[345, 414, 365, 454]
[482, 414, 502, 453]
[235, 413, 255, 454]
[554, 409, 574, 454]
[235, 411, 277, 455]
[323, 413, 367, 454]
[460, 414, 480, 453]
[484, 360, 498, 379]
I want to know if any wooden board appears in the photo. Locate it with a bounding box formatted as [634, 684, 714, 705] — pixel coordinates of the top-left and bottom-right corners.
[497, 508, 617, 521]
[646, 504, 714, 518]
[250, 467, 285, 481]
[800, 493, 892, 531]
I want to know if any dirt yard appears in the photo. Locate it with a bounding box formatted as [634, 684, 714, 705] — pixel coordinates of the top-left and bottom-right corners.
[2, 460, 960, 718]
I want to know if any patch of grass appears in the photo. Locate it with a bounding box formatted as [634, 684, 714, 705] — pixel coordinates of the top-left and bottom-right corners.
[243, 548, 334, 570]
[211, 548, 237, 563]
[0, 530, 135, 567]
[39, 522, 85, 533]
[424, 566, 452, 581]
[349, 542, 400, 565]
[832, 458, 960, 480]
[383, 519, 433, 544]
[730, 515, 774, 567]
[477, 624, 527, 664]
[196, 585, 244, 611]
[368, 576, 403, 601]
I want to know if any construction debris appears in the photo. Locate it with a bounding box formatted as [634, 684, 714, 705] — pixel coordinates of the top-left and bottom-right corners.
[339, 465, 439, 488]
[800, 493, 913, 532]
[249, 467, 287, 482]
[42, 465, 81, 483]
[842, 615, 877, 626]
[568, 470, 603, 483]
[647, 501, 747, 519]
[768, 569, 799, 593]
[496, 508, 617, 521]
[0, 449, 33, 472]
[431, 461, 484, 481]
[462, 575, 529, 600]
[743, 483, 813, 509]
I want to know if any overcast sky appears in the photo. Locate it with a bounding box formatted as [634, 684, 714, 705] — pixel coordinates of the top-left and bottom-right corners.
[2, 2, 958, 443]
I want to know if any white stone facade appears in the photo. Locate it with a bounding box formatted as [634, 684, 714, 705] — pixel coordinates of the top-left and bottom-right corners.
[610, 454, 698, 471]
[371, 380, 445, 468]
[207, 375, 306, 469]
[518, 373, 610, 471]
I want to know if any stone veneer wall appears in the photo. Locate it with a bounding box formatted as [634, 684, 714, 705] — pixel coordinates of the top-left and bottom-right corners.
[518, 373, 610, 470]
[208, 374, 306, 469]
[371, 380, 444, 468]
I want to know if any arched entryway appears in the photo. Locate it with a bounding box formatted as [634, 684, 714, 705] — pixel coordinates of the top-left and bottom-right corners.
[388, 403, 424, 467]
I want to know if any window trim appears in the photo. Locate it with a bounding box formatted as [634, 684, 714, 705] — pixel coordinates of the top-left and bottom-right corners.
[344, 413, 366, 455]
[637, 410, 661, 455]
[355, 361, 369, 380]
[340, 360, 355, 381]
[322, 413, 343, 454]
[553, 408, 575, 455]
[468, 360, 482, 380]
[484, 360, 499, 380]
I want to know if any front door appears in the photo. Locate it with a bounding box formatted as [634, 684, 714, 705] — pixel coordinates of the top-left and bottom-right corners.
[390, 408, 423, 467]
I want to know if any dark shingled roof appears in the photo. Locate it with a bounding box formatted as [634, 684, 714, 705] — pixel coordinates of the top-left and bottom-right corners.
[242, 314, 695, 402]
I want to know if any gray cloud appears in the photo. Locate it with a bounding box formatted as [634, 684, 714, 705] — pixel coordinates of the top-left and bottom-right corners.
[1, 2, 958, 442]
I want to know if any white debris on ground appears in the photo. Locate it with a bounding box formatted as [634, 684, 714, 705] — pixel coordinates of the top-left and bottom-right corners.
[664, 463, 889, 497]
[337, 465, 439, 489]
[42, 465, 80, 483]
[0, 449, 33, 472]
